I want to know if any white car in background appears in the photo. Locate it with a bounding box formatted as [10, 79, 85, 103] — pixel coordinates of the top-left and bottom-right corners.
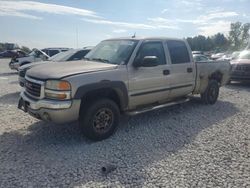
[9, 49, 49, 70]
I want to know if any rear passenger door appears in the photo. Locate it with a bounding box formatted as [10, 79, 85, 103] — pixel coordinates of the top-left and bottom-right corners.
[165, 40, 195, 98]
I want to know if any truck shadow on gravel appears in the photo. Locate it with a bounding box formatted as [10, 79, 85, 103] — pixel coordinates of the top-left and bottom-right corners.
[226, 82, 250, 92]
[0, 92, 20, 105]
[0, 99, 239, 187]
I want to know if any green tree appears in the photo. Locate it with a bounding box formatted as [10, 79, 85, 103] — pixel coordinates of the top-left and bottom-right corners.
[241, 23, 250, 49]
[20, 46, 31, 53]
[212, 33, 228, 51]
[229, 22, 250, 50]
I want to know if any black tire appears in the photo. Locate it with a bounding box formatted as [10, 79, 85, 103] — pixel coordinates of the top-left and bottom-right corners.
[201, 80, 219, 105]
[79, 98, 120, 141]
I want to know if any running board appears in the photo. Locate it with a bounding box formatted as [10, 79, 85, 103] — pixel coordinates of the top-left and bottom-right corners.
[126, 98, 190, 116]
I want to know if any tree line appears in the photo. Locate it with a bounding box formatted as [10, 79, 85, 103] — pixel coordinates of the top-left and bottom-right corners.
[186, 22, 250, 52]
[0, 43, 31, 53]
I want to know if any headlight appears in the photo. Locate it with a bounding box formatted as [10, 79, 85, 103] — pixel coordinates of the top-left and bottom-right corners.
[45, 80, 71, 100]
[45, 80, 71, 91]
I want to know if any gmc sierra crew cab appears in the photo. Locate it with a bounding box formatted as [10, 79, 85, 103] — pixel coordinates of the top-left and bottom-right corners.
[18, 37, 231, 141]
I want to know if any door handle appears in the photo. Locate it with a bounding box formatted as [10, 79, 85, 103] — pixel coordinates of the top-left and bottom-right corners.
[187, 68, 193, 73]
[163, 69, 170, 75]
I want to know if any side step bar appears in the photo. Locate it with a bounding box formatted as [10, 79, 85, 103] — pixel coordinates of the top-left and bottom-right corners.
[126, 98, 190, 116]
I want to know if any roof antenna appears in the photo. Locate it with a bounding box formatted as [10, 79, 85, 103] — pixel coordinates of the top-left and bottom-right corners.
[132, 32, 136, 38]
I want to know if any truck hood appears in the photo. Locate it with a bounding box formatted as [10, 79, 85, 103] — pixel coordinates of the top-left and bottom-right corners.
[26, 60, 118, 80]
[231, 59, 250, 65]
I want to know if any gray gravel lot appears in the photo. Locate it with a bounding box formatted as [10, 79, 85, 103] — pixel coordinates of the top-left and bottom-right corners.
[0, 58, 249, 187]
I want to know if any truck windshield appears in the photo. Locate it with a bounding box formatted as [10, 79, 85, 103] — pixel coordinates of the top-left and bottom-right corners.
[85, 40, 138, 65]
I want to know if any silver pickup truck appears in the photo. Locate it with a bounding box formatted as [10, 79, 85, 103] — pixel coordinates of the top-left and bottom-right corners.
[18, 37, 231, 141]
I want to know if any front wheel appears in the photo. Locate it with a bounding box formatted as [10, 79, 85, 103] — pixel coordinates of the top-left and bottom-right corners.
[201, 80, 219, 105]
[79, 98, 120, 141]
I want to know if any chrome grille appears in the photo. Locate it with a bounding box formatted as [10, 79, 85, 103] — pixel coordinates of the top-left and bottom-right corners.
[24, 77, 44, 98]
[236, 65, 250, 72]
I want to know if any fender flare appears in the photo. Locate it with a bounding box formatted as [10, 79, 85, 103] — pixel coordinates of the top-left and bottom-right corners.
[74, 81, 129, 110]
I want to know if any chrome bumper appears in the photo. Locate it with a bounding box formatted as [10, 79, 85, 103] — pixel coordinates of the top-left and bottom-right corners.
[19, 91, 72, 110]
[18, 92, 81, 123]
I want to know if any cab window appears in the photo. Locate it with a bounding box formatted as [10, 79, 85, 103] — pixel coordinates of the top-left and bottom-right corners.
[166, 40, 190, 64]
[135, 41, 166, 65]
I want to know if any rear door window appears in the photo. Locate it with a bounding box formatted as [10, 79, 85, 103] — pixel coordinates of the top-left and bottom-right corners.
[166, 40, 190, 64]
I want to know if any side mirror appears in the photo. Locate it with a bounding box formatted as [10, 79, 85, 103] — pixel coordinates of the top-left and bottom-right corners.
[141, 56, 159, 67]
[133, 56, 159, 67]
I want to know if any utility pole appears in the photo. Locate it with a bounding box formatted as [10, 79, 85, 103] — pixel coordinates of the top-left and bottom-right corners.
[76, 26, 79, 48]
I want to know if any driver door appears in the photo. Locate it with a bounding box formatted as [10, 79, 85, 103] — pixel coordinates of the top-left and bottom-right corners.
[128, 41, 171, 109]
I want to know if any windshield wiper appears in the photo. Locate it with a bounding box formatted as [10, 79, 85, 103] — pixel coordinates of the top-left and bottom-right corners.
[91, 58, 110, 63]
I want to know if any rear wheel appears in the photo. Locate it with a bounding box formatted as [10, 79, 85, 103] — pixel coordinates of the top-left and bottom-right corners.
[201, 80, 219, 105]
[79, 98, 120, 141]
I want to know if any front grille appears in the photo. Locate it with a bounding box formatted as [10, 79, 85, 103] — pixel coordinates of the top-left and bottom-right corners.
[235, 65, 250, 72]
[25, 79, 41, 97]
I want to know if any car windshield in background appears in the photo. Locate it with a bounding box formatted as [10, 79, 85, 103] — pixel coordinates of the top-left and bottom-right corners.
[28, 49, 44, 57]
[237, 51, 250, 60]
[49, 50, 76, 62]
[85, 40, 138, 65]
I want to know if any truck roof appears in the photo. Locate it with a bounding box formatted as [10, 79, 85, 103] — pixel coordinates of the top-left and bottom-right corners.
[104, 37, 186, 42]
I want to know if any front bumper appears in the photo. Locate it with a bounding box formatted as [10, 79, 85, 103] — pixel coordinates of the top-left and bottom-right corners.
[18, 91, 81, 123]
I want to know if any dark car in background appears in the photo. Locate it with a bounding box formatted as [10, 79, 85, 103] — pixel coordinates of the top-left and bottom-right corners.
[0, 50, 27, 58]
[230, 50, 250, 82]
[18, 47, 92, 87]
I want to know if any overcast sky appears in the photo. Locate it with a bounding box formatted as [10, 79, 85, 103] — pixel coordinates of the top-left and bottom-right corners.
[0, 0, 249, 49]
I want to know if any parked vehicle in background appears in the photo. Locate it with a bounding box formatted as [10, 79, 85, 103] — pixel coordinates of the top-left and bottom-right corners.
[231, 51, 240, 60]
[9, 49, 49, 70]
[0, 50, 26, 58]
[193, 54, 212, 62]
[230, 50, 250, 82]
[41, 48, 70, 57]
[18, 37, 231, 141]
[192, 51, 203, 55]
[18, 47, 92, 87]
[211, 53, 225, 60]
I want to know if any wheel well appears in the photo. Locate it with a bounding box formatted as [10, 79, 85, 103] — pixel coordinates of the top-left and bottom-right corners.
[81, 88, 121, 111]
[209, 71, 223, 83]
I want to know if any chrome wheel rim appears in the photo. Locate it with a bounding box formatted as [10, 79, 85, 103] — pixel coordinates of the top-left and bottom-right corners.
[93, 108, 114, 134]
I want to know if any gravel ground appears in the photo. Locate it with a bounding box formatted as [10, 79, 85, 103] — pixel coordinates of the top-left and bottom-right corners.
[0, 58, 249, 188]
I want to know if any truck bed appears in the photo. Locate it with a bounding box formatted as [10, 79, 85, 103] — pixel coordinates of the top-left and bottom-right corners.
[193, 60, 231, 94]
